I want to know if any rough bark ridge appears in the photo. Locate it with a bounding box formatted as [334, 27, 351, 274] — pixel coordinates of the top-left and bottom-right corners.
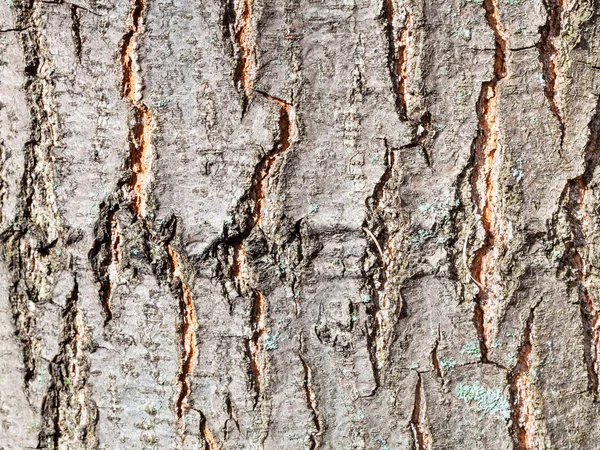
[3, 0, 600, 448]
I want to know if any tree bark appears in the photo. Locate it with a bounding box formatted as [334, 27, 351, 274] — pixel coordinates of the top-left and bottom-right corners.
[1, 0, 600, 448]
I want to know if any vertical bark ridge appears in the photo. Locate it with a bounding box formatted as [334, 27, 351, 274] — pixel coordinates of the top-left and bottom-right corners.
[5, 0, 64, 401]
[508, 305, 547, 450]
[470, 0, 508, 362]
[410, 374, 432, 450]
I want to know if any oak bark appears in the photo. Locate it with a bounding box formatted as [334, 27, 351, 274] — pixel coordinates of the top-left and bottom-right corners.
[1, 0, 600, 449]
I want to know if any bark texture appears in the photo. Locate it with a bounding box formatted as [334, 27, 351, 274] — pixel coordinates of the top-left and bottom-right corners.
[1, 0, 600, 449]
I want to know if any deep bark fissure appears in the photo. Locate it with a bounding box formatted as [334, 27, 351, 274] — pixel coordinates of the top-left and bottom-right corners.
[70, 4, 82, 60]
[299, 335, 323, 450]
[362, 141, 397, 387]
[4, 0, 65, 406]
[89, 204, 121, 326]
[120, 0, 155, 219]
[508, 304, 545, 450]
[470, 0, 508, 362]
[539, 0, 565, 154]
[166, 244, 200, 432]
[562, 94, 600, 396]
[38, 278, 98, 449]
[199, 410, 220, 450]
[410, 374, 432, 450]
[224, 0, 255, 113]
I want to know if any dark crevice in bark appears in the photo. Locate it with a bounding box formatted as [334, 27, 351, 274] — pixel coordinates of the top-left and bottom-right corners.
[248, 289, 266, 407]
[224, 392, 240, 439]
[165, 238, 199, 433]
[538, 0, 565, 155]
[223, 0, 255, 115]
[120, 0, 154, 219]
[204, 93, 297, 309]
[362, 139, 395, 390]
[3, 0, 65, 403]
[383, 0, 408, 120]
[410, 374, 431, 450]
[38, 278, 98, 449]
[198, 410, 219, 450]
[508, 303, 542, 450]
[89, 203, 120, 326]
[197, 94, 297, 445]
[561, 93, 600, 397]
[430, 325, 442, 378]
[299, 335, 323, 450]
[70, 4, 82, 61]
[470, 0, 508, 363]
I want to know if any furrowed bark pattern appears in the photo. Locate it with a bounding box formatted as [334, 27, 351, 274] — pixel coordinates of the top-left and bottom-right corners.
[5, 0, 64, 401]
[206, 93, 297, 444]
[362, 141, 408, 384]
[363, 0, 428, 383]
[470, 0, 509, 361]
[1, 3, 99, 448]
[4, 0, 600, 447]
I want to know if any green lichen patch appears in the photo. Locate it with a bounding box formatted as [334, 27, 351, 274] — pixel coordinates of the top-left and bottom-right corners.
[461, 341, 482, 358]
[455, 381, 510, 421]
[439, 356, 458, 371]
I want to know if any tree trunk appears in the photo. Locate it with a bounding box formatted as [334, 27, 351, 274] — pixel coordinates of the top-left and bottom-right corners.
[1, 0, 599, 448]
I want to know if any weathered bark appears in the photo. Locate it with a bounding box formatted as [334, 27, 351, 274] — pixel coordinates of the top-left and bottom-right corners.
[1, 0, 600, 448]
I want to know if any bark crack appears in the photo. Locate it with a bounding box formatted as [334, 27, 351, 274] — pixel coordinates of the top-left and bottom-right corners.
[299, 335, 323, 450]
[410, 374, 432, 450]
[538, 0, 565, 155]
[4, 0, 65, 405]
[508, 303, 547, 449]
[562, 94, 600, 397]
[383, 0, 415, 121]
[38, 277, 98, 449]
[470, 0, 509, 362]
[120, 0, 155, 219]
[224, 0, 256, 114]
[167, 244, 200, 433]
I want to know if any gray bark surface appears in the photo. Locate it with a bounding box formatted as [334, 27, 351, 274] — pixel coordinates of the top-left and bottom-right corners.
[1, 0, 600, 448]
